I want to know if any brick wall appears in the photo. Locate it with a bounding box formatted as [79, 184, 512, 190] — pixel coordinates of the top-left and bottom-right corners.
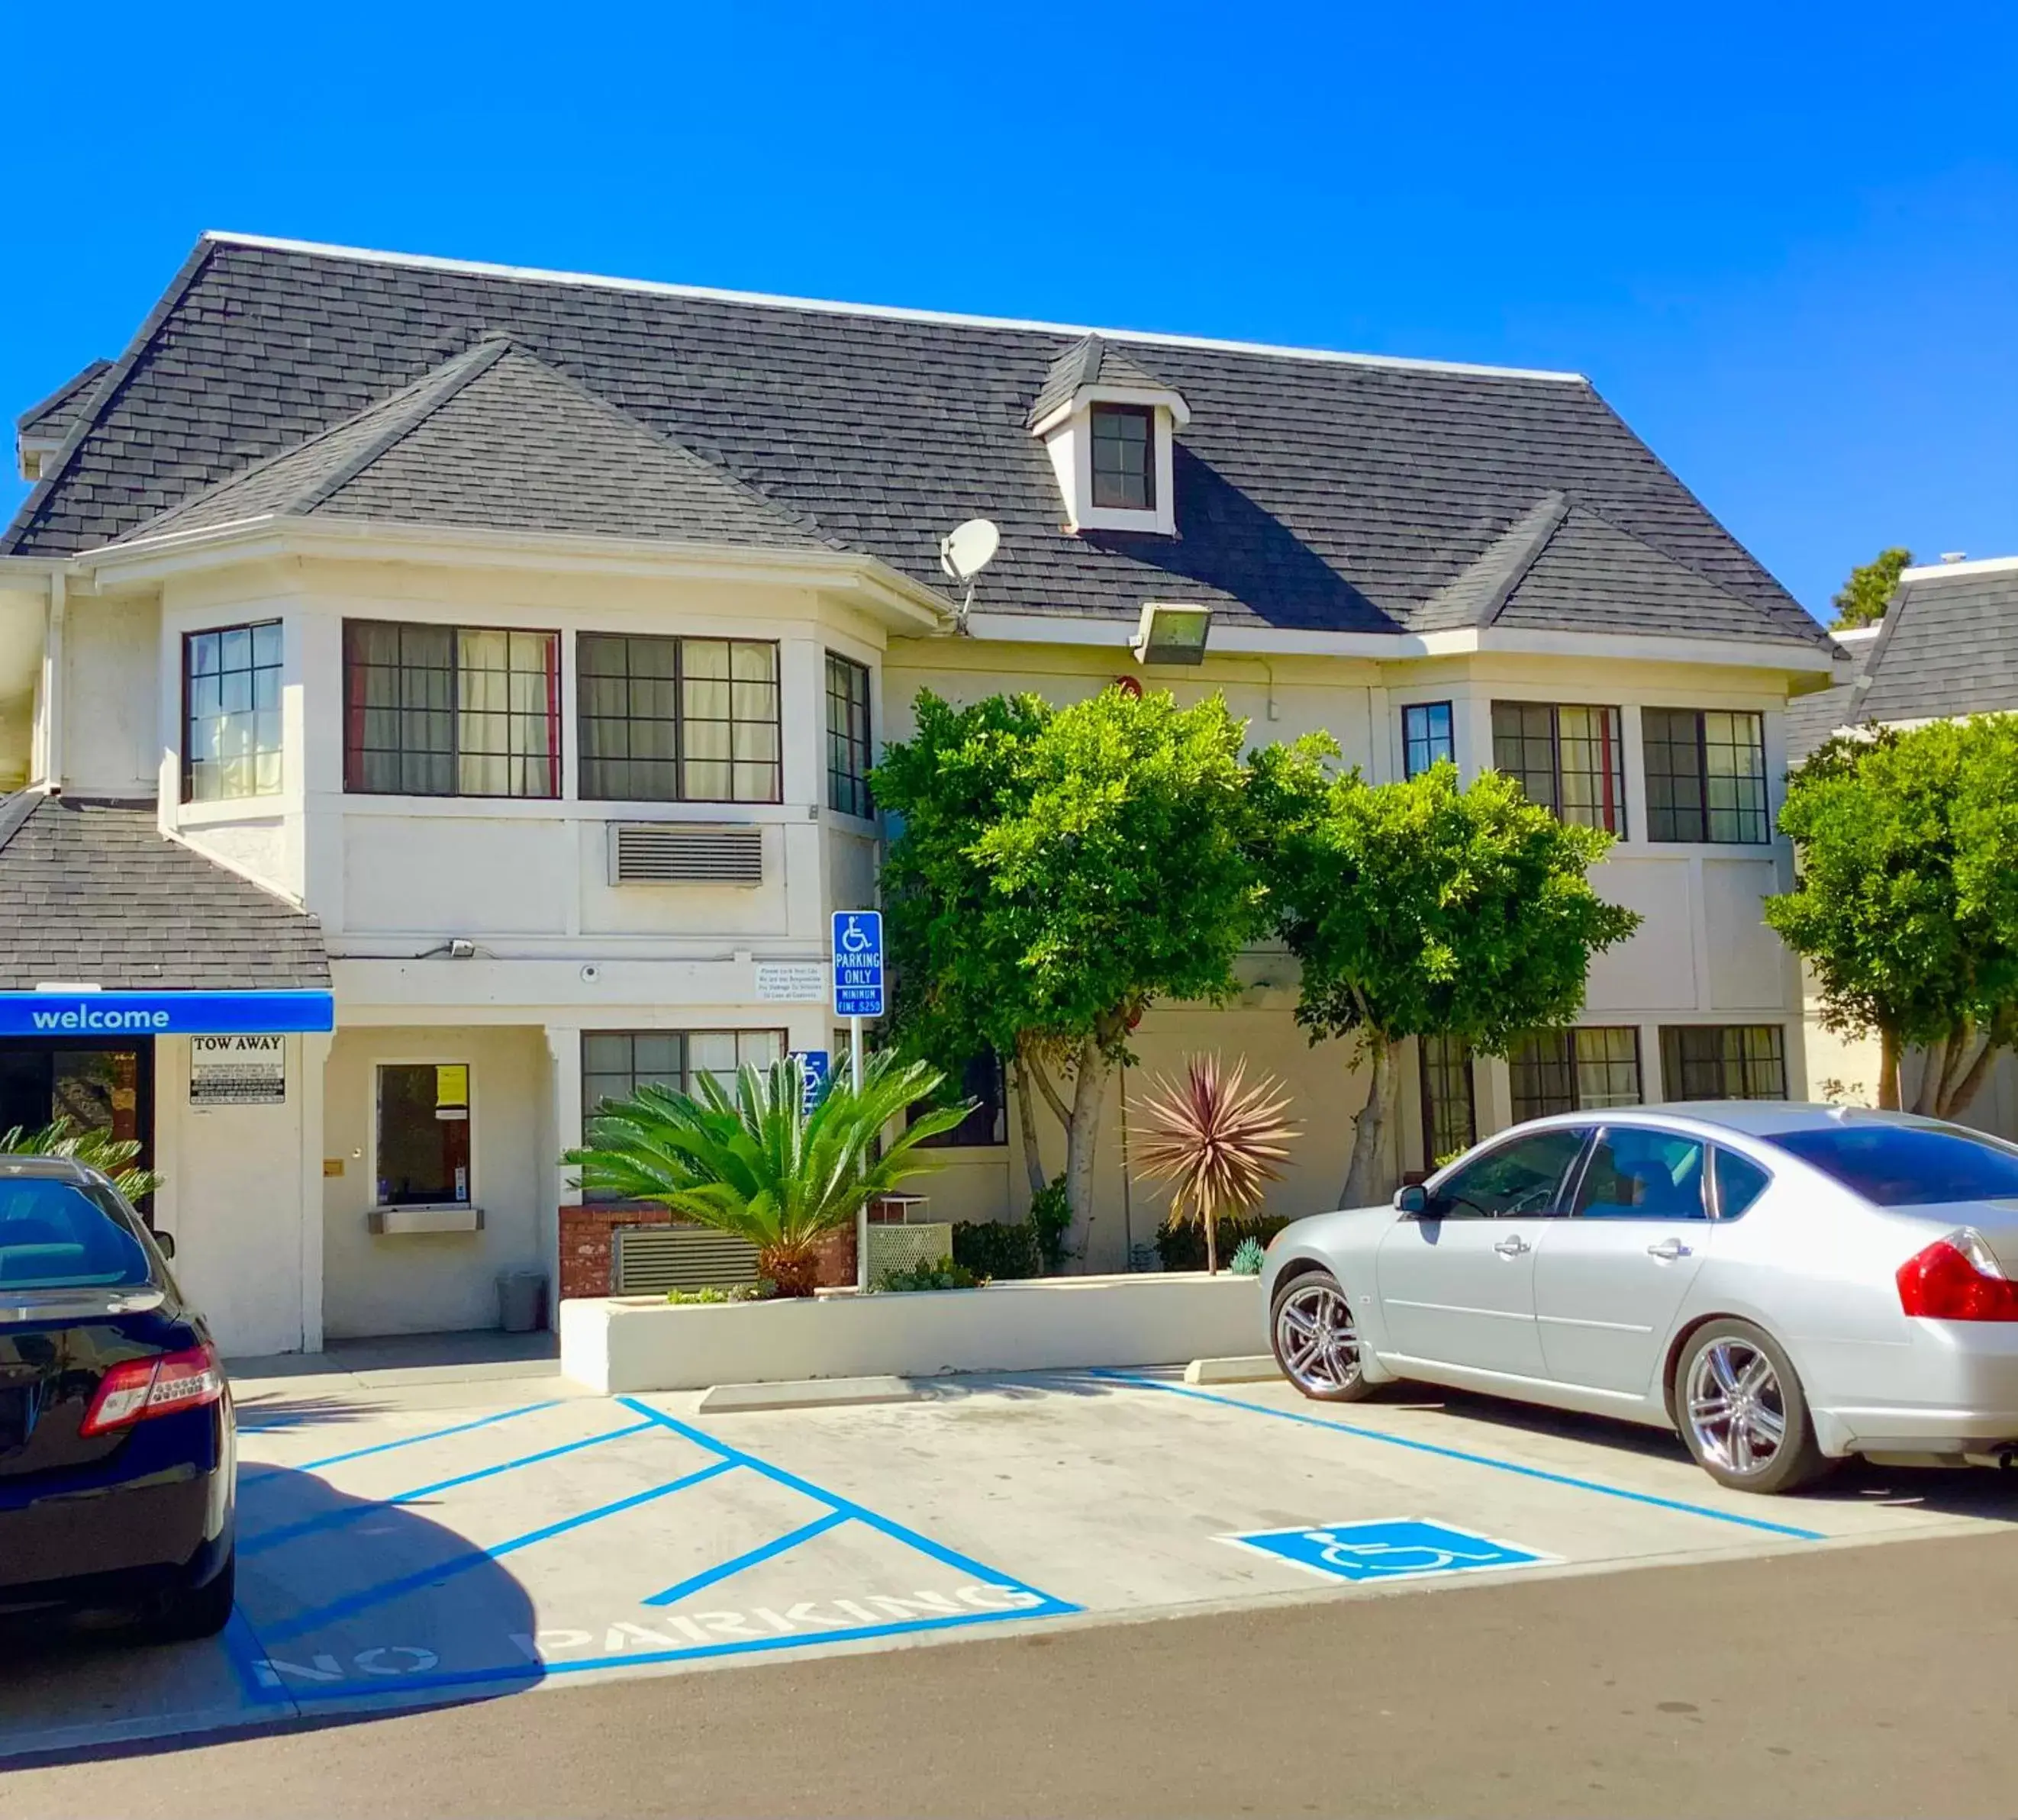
[558, 1206, 858, 1299]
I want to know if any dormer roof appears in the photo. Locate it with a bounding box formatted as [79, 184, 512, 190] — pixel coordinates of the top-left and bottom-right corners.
[1025, 333, 1190, 433]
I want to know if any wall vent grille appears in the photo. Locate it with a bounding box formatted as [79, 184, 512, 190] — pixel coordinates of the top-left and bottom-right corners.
[609, 823, 762, 885]
[612, 1226, 762, 1293]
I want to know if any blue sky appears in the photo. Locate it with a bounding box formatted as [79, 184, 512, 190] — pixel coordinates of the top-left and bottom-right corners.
[4, 2, 2012, 617]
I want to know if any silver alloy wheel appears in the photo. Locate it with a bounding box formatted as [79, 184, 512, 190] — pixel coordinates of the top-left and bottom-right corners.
[1684, 1337, 1788, 1478]
[1275, 1279, 1362, 1395]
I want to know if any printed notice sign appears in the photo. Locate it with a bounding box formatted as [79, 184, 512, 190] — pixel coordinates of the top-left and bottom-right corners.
[189, 1033, 287, 1106]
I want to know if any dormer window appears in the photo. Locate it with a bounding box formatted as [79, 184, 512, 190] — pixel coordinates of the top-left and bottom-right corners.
[1027, 333, 1188, 537]
[1091, 404, 1156, 511]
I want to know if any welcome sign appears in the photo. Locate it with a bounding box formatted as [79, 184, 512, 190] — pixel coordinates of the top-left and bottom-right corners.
[0, 991, 336, 1036]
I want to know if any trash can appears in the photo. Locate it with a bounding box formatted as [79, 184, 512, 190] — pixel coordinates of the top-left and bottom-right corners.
[497, 1268, 549, 1334]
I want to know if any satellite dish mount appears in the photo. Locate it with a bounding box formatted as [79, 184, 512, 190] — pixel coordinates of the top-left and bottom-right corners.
[938, 518, 1001, 636]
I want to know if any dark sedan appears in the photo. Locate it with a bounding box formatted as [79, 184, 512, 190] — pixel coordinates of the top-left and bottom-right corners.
[0, 1155, 234, 1639]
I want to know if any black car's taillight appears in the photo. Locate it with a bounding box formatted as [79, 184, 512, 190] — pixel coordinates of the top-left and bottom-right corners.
[79, 1342, 226, 1437]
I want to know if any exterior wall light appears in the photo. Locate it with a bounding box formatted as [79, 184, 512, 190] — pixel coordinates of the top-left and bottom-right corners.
[1131, 602, 1213, 666]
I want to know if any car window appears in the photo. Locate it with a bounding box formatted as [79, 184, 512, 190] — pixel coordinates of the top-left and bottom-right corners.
[1573, 1127, 1708, 1220]
[1765, 1122, 2018, 1207]
[0, 1176, 153, 1289]
[1713, 1148, 1771, 1220]
[1430, 1128, 1588, 1219]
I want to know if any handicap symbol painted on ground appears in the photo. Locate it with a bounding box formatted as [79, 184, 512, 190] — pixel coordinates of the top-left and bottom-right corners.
[1221, 1519, 1549, 1583]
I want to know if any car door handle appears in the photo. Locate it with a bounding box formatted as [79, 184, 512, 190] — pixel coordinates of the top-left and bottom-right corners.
[1493, 1235, 1530, 1258]
[1646, 1238, 1692, 1261]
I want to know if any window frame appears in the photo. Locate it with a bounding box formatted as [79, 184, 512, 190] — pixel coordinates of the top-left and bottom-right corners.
[575, 632, 782, 805]
[1489, 701, 1626, 834]
[1088, 402, 1158, 513]
[1658, 1025, 1788, 1101]
[343, 620, 561, 800]
[1401, 701, 1456, 779]
[1508, 1026, 1645, 1123]
[826, 651, 874, 821]
[1642, 707, 1771, 845]
[182, 620, 285, 804]
[372, 1060, 473, 1209]
[581, 1029, 789, 1117]
[1417, 1033, 1477, 1173]
[1564, 1123, 1711, 1222]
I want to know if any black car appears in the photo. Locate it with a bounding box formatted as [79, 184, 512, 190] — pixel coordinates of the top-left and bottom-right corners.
[0, 1155, 235, 1639]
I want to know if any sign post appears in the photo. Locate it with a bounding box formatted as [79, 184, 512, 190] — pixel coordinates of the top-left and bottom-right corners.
[831, 912, 885, 1290]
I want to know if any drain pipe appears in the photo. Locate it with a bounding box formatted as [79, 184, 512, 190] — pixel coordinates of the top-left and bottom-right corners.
[38, 569, 66, 792]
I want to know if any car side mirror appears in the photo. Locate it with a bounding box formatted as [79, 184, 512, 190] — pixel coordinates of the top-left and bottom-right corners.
[1394, 1184, 1429, 1216]
[153, 1229, 176, 1259]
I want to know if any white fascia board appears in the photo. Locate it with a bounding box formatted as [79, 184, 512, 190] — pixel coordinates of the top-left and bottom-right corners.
[961, 610, 1839, 675]
[1900, 554, 2018, 581]
[79, 517, 952, 631]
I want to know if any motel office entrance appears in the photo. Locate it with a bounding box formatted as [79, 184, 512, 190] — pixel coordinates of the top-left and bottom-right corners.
[0, 1036, 156, 1187]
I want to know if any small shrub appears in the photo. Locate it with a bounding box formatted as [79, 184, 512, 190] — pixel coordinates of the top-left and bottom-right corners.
[1029, 1176, 1072, 1271]
[1228, 1235, 1267, 1277]
[953, 1218, 1042, 1280]
[665, 1282, 771, 1306]
[1155, 1211, 1291, 1273]
[878, 1255, 982, 1293]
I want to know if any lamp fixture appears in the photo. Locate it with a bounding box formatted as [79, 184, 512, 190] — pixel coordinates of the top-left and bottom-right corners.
[1130, 602, 1213, 666]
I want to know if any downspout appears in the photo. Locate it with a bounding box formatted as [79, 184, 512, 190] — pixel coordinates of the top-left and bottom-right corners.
[37, 569, 65, 793]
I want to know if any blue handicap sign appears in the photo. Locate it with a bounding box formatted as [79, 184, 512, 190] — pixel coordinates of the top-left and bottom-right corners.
[831, 911, 885, 1019]
[1224, 1519, 1544, 1583]
[791, 1049, 831, 1113]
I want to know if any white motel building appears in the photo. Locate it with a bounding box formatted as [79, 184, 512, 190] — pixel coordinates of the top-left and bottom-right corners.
[0, 234, 1842, 1356]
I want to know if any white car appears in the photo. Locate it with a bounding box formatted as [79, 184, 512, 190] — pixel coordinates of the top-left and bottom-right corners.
[1262, 1103, 2018, 1493]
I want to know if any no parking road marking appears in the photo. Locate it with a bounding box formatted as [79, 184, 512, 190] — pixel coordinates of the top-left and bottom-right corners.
[1224, 1519, 1549, 1584]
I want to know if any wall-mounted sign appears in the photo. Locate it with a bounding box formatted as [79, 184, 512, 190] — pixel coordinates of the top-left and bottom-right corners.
[754, 962, 827, 1003]
[0, 989, 334, 1036]
[189, 1033, 288, 1106]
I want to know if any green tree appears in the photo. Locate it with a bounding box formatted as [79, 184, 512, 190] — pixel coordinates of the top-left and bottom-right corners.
[875, 686, 1263, 1258]
[1830, 546, 1912, 630]
[1765, 717, 2018, 1114]
[1251, 749, 1641, 1205]
[563, 1053, 965, 1296]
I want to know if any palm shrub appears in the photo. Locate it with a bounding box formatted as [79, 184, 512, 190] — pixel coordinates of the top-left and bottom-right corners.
[563, 1053, 969, 1297]
[1130, 1055, 1298, 1274]
[0, 1116, 164, 1203]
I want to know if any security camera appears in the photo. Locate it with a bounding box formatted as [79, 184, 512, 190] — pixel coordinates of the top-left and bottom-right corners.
[579, 964, 601, 984]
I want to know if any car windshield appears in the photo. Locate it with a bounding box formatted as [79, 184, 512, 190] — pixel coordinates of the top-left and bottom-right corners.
[1765, 1123, 2018, 1208]
[0, 1176, 153, 1290]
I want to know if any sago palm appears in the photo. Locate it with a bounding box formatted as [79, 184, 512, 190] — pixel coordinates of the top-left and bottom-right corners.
[563, 1053, 968, 1296]
[0, 1116, 164, 1204]
[1130, 1055, 1298, 1274]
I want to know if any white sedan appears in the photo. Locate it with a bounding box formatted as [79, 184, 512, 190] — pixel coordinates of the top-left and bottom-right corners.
[1262, 1103, 2018, 1493]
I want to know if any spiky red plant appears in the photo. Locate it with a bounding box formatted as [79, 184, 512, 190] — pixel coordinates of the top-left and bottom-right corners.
[1130, 1055, 1298, 1274]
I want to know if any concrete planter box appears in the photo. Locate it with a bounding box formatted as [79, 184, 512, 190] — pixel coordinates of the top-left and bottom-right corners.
[559, 1271, 1265, 1394]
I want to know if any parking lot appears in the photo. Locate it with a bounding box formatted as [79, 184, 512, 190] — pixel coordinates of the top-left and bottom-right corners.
[7, 1364, 2018, 1760]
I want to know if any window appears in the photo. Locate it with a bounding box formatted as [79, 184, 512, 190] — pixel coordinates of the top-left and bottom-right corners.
[1402, 702, 1455, 778]
[344, 622, 559, 797]
[1642, 708, 1769, 844]
[827, 652, 873, 820]
[1763, 1122, 2018, 1208]
[1508, 1028, 1643, 1123]
[1491, 702, 1625, 832]
[1659, 1025, 1788, 1101]
[376, 1063, 471, 1206]
[576, 634, 780, 804]
[1089, 404, 1156, 511]
[184, 621, 283, 802]
[582, 1029, 786, 1115]
[1428, 1127, 1588, 1219]
[1712, 1148, 1771, 1219]
[1418, 1034, 1476, 1171]
[1572, 1126, 1708, 1220]
[912, 1052, 1007, 1148]
[0, 1176, 152, 1290]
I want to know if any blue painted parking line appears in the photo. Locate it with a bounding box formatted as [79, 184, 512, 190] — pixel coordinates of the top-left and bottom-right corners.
[643, 1509, 850, 1606]
[238, 1400, 563, 1486]
[240, 1418, 656, 1556]
[260, 1457, 739, 1644]
[1090, 1371, 1827, 1542]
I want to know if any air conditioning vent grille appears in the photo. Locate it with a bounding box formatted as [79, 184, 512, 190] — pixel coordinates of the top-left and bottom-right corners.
[610, 823, 762, 885]
[613, 1226, 762, 1293]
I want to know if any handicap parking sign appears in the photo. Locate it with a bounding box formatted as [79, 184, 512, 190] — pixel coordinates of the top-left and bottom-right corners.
[1222, 1519, 1546, 1583]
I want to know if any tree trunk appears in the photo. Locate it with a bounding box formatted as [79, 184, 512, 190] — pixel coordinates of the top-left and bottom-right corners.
[1877, 1028, 1902, 1110]
[1062, 1036, 1107, 1266]
[1011, 1044, 1048, 1199]
[1204, 1198, 1217, 1276]
[1911, 1028, 1955, 1117]
[1938, 1032, 2004, 1120]
[1340, 1036, 1395, 1209]
[759, 1242, 821, 1298]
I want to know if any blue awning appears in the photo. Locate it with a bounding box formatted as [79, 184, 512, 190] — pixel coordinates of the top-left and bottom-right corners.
[0, 990, 336, 1037]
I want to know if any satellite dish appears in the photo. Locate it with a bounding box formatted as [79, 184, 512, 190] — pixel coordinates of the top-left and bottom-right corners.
[939, 518, 1001, 585]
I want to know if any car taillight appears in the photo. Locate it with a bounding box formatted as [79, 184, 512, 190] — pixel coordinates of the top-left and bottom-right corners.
[79, 1342, 226, 1437]
[1897, 1229, 2018, 1322]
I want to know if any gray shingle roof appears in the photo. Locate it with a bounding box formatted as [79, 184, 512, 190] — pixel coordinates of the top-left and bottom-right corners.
[0, 794, 329, 991]
[16, 359, 112, 439]
[125, 338, 832, 551]
[1025, 332, 1181, 428]
[5, 234, 1823, 646]
[1855, 565, 2018, 726]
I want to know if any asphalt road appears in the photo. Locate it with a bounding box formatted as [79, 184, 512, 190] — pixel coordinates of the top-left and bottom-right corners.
[8, 1529, 2017, 1818]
